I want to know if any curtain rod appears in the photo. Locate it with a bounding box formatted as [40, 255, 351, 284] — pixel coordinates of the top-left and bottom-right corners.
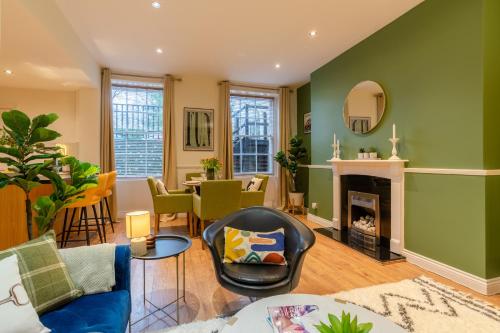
[219, 81, 293, 93]
[110, 72, 182, 82]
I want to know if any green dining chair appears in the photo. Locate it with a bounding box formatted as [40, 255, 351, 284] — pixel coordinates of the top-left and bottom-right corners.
[240, 174, 270, 208]
[192, 180, 242, 249]
[147, 177, 194, 236]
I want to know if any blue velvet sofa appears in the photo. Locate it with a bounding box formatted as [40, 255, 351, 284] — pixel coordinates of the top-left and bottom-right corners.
[40, 245, 131, 333]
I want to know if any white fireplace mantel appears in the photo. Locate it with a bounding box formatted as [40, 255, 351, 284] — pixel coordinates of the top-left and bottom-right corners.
[327, 159, 408, 254]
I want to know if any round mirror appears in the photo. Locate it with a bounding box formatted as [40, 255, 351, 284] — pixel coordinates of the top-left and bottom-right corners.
[343, 81, 386, 134]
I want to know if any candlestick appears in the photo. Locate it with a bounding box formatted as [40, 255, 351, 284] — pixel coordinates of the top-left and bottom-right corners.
[389, 137, 400, 160]
[334, 139, 341, 160]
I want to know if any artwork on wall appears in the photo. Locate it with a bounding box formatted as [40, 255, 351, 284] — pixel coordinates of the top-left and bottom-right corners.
[183, 107, 214, 151]
[303, 112, 311, 134]
[349, 116, 371, 134]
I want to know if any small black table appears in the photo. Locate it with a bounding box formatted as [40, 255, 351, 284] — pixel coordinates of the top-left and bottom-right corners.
[131, 234, 192, 326]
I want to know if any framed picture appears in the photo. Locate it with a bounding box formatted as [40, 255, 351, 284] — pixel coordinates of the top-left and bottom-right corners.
[183, 107, 214, 151]
[303, 112, 311, 134]
[349, 117, 371, 134]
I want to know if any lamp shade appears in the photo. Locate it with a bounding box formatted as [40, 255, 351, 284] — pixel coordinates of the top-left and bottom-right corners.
[125, 211, 151, 238]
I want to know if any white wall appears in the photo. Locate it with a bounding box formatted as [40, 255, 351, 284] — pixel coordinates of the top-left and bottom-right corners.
[0, 86, 78, 145]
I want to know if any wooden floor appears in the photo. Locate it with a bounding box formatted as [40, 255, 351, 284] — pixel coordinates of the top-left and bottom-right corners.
[87, 214, 500, 332]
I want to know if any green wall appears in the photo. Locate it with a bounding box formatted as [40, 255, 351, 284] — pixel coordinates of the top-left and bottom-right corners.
[483, 0, 500, 279]
[296, 83, 311, 207]
[298, 0, 499, 278]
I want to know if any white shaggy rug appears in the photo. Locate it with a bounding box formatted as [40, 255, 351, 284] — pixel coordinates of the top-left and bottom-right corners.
[151, 276, 500, 333]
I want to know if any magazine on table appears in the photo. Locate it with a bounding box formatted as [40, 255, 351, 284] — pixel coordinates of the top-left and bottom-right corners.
[267, 304, 321, 333]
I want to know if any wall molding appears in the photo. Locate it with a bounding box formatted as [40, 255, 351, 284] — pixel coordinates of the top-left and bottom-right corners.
[404, 168, 500, 176]
[307, 213, 333, 228]
[300, 164, 500, 176]
[402, 249, 500, 296]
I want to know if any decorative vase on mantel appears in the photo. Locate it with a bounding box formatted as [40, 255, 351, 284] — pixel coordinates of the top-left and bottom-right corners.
[206, 168, 215, 180]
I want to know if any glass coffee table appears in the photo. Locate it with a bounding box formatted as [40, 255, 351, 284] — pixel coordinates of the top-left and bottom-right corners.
[221, 294, 406, 333]
[131, 234, 192, 326]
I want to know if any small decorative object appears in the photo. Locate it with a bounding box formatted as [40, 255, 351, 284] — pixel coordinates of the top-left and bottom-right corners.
[368, 147, 378, 159]
[200, 157, 222, 180]
[331, 133, 338, 160]
[274, 136, 308, 214]
[389, 123, 401, 160]
[303, 112, 311, 134]
[314, 311, 373, 333]
[335, 139, 341, 160]
[183, 107, 214, 151]
[358, 148, 365, 160]
[126, 211, 151, 256]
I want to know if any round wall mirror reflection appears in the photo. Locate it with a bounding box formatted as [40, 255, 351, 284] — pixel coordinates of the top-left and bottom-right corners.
[343, 81, 386, 134]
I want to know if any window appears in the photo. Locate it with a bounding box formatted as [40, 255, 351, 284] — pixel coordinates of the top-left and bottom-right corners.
[112, 79, 163, 177]
[230, 93, 275, 175]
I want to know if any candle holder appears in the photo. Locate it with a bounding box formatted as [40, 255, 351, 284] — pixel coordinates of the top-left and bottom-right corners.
[331, 143, 337, 160]
[333, 143, 341, 160]
[389, 138, 400, 160]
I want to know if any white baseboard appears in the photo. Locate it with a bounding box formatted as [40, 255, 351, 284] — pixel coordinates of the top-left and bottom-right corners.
[307, 213, 333, 228]
[402, 249, 500, 295]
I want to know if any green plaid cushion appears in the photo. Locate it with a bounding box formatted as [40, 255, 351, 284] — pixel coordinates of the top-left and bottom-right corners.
[0, 230, 82, 314]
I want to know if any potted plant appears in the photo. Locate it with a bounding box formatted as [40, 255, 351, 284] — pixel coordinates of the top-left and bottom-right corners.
[314, 311, 373, 333]
[0, 110, 98, 239]
[200, 157, 222, 180]
[368, 147, 378, 160]
[274, 135, 308, 208]
[358, 148, 365, 160]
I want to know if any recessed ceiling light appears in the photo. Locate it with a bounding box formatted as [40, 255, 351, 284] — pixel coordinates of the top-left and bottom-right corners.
[4, 69, 13, 75]
[274, 63, 281, 69]
[308, 30, 317, 38]
[152, 2, 161, 9]
[156, 48, 163, 54]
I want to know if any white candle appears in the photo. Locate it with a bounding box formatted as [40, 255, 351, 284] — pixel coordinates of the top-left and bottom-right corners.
[392, 124, 396, 139]
[333, 133, 336, 146]
[337, 139, 340, 148]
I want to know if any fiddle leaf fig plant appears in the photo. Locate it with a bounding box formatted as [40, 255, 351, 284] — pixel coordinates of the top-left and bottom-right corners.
[314, 312, 373, 333]
[34, 157, 99, 234]
[0, 110, 98, 239]
[274, 135, 308, 192]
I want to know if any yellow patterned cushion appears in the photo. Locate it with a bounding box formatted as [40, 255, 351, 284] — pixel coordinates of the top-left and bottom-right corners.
[223, 227, 286, 265]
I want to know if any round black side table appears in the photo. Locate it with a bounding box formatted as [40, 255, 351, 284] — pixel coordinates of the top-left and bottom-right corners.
[131, 234, 192, 326]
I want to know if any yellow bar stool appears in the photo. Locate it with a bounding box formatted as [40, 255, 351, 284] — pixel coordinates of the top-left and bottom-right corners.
[102, 170, 117, 233]
[60, 173, 109, 247]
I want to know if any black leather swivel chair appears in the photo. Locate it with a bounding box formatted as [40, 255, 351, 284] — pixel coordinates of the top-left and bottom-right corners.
[203, 207, 316, 298]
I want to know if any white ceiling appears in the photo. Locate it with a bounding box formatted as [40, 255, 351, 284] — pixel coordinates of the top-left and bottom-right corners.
[1, 0, 424, 90]
[0, 0, 100, 90]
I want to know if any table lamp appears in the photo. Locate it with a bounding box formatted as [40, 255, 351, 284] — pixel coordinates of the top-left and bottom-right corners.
[126, 211, 151, 256]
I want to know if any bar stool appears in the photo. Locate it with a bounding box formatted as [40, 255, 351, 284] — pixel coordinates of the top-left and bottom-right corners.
[102, 170, 117, 233]
[60, 173, 108, 247]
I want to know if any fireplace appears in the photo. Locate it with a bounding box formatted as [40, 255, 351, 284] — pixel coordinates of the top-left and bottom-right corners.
[348, 191, 380, 251]
[317, 159, 407, 262]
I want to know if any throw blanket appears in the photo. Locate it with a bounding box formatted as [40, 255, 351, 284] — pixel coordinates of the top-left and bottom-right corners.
[59, 243, 116, 295]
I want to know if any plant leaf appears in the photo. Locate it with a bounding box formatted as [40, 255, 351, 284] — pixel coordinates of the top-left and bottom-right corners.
[328, 313, 342, 332]
[357, 323, 373, 333]
[31, 113, 58, 129]
[0, 145, 22, 159]
[29, 128, 61, 144]
[2, 110, 30, 137]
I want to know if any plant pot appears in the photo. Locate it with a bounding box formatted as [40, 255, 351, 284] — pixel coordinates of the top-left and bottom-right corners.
[369, 152, 378, 159]
[206, 168, 215, 180]
[357, 153, 364, 159]
[363, 152, 370, 159]
[289, 192, 304, 206]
